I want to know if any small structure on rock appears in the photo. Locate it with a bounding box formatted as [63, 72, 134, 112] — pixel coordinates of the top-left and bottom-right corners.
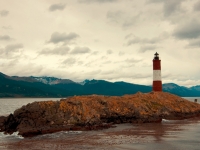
[153, 52, 162, 91]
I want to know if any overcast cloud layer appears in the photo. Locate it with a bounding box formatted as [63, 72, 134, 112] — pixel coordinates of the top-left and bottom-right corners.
[0, 0, 200, 87]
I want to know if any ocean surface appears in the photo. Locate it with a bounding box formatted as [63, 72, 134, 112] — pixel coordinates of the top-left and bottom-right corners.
[0, 97, 200, 150]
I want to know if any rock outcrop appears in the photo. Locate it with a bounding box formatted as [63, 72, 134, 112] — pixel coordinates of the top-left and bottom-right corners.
[1, 92, 200, 137]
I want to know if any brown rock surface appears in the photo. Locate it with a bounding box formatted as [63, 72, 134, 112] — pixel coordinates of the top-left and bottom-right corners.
[0, 116, 7, 131]
[1, 92, 200, 137]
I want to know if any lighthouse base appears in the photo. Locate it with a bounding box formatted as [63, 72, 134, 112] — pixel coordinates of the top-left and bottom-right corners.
[153, 81, 162, 91]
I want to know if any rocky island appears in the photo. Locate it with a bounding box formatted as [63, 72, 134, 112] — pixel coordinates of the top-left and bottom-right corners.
[0, 92, 200, 137]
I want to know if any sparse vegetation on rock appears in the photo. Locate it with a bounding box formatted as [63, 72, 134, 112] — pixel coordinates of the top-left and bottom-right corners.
[1, 92, 200, 137]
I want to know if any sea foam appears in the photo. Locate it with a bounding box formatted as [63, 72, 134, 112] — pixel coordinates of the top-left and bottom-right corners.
[0, 131, 24, 140]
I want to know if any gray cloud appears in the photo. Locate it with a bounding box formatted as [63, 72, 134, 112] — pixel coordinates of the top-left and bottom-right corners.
[99, 70, 152, 81]
[148, 0, 183, 17]
[194, 1, 200, 11]
[139, 45, 157, 53]
[0, 59, 19, 68]
[0, 48, 4, 55]
[48, 32, 80, 44]
[112, 57, 142, 68]
[5, 44, 23, 51]
[122, 18, 137, 28]
[62, 58, 76, 65]
[107, 11, 122, 22]
[126, 36, 159, 46]
[173, 20, 200, 39]
[70, 46, 91, 54]
[107, 49, 112, 54]
[40, 46, 70, 55]
[0, 43, 23, 59]
[107, 11, 139, 28]
[125, 58, 142, 63]
[78, 0, 117, 3]
[148, 0, 163, 2]
[118, 51, 125, 56]
[163, 0, 183, 17]
[0, 35, 12, 41]
[49, 3, 66, 11]
[107, 11, 123, 23]
[102, 60, 112, 65]
[125, 33, 132, 39]
[92, 51, 98, 55]
[186, 40, 200, 48]
[0, 10, 9, 17]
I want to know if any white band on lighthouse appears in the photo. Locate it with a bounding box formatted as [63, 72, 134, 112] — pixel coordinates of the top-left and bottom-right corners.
[153, 70, 161, 81]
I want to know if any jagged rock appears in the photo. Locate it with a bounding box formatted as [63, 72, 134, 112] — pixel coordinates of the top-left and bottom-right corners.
[0, 116, 7, 131]
[1, 92, 200, 137]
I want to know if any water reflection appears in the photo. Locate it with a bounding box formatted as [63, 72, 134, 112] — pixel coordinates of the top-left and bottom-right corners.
[1, 118, 200, 150]
[106, 118, 200, 142]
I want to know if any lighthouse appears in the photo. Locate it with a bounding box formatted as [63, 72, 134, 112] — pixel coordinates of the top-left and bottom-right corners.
[152, 52, 162, 91]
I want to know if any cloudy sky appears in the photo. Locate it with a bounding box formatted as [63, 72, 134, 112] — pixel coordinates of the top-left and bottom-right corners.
[0, 0, 200, 87]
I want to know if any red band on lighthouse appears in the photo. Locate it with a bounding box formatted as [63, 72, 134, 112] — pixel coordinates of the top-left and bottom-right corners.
[153, 60, 161, 70]
[153, 52, 162, 91]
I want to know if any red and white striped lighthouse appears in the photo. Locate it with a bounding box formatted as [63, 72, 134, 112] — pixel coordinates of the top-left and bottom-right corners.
[152, 52, 162, 91]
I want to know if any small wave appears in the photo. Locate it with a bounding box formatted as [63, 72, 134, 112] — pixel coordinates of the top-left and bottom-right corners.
[162, 119, 171, 122]
[162, 119, 185, 123]
[66, 131, 83, 134]
[34, 130, 83, 139]
[0, 132, 24, 139]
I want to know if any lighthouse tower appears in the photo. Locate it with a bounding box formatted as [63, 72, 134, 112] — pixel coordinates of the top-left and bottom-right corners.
[153, 52, 162, 91]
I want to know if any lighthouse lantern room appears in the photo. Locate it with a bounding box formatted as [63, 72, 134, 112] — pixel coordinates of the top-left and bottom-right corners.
[152, 52, 162, 91]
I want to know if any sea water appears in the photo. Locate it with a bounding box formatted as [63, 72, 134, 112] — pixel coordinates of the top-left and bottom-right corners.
[0, 98, 60, 115]
[0, 97, 200, 150]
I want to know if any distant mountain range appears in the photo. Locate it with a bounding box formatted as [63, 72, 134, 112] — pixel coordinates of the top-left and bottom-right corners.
[0, 72, 199, 97]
